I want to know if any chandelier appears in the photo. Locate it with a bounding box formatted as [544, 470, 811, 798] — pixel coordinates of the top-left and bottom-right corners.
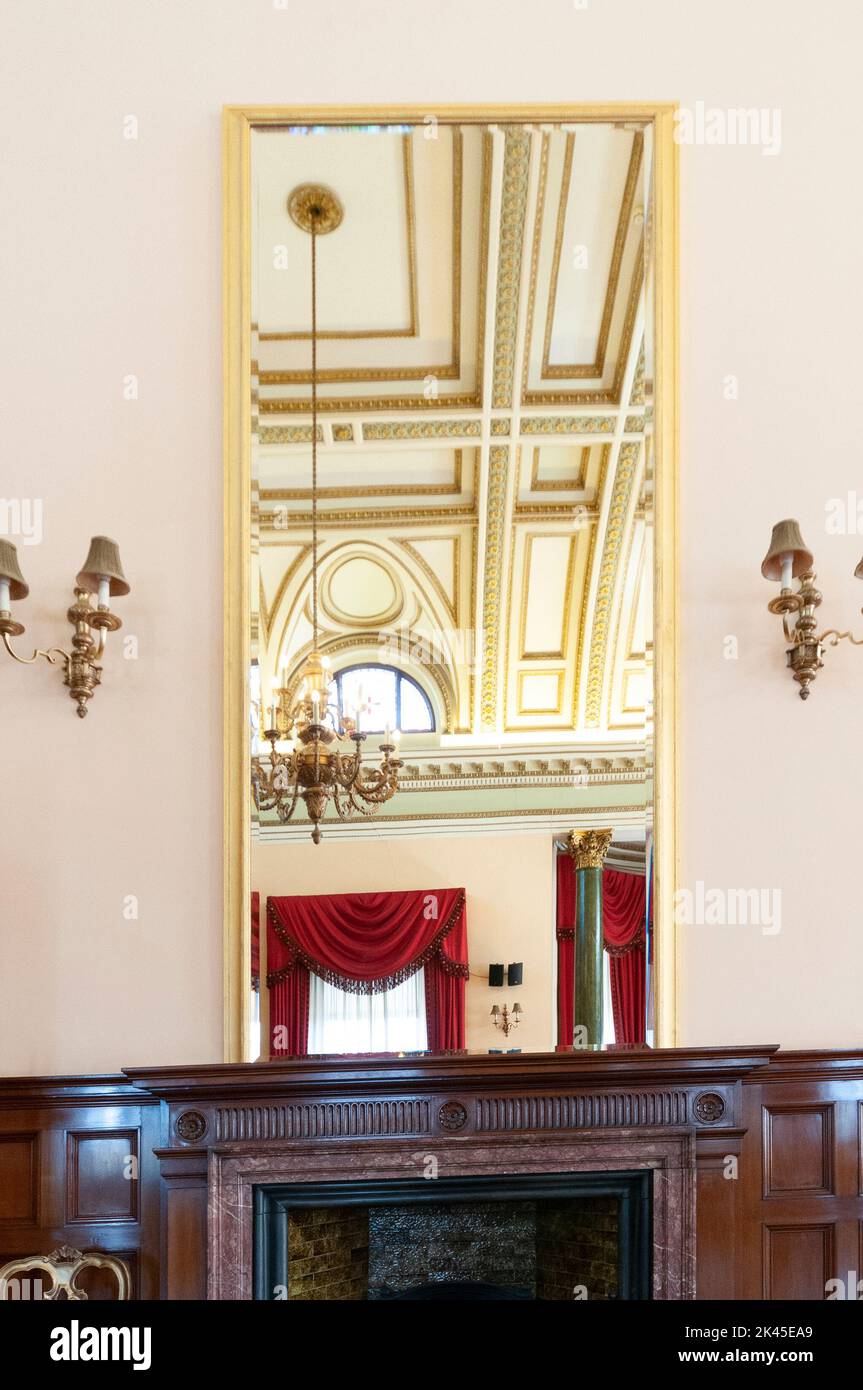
[251, 184, 403, 843]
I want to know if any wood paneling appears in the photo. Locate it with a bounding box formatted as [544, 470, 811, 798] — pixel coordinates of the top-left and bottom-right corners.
[0, 1049, 860, 1300]
[0, 1077, 161, 1300]
[66, 1129, 139, 1224]
[740, 1052, 863, 1302]
[763, 1223, 836, 1300]
[164, 1179, 208, 1301]
[695, 1129, 744, 1300]
[763, 1105, 834, 1198]
[0, 1133, 39, 1227]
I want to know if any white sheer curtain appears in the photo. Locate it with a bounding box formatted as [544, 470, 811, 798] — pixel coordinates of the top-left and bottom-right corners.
[602, 950, 616, 1046]
[249, 987, 262, 1062]
[308, 969, 429, 1054]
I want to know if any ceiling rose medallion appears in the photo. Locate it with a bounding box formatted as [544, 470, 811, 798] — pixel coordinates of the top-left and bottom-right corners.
[251, 185, 402, 844]
[287, 183, 344, 236]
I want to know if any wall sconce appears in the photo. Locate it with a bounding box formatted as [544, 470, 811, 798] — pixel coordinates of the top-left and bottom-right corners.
[490, 1002, 522, 1037]
[0, 536, 130, 717]
[762, 518, 863, 699]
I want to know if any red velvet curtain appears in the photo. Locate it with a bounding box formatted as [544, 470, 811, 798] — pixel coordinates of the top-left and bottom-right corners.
[267, 889, 467, 1057]
[269, 966, 310, 1057]
[423, 892, 468, 1051]
[555, 853, 646, 1046]
[603, 867, 646, 1046]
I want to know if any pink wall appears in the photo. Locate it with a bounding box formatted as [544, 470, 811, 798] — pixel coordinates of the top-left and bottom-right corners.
[1, 0, 861, 1074]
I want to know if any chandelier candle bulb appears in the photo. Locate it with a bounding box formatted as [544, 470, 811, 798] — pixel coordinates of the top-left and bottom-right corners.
[97, 577, 110, 609]
[0, 579, 9, 613]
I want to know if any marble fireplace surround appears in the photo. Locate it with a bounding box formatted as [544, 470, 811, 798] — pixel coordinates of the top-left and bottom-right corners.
[208, 1131, 695, 1300]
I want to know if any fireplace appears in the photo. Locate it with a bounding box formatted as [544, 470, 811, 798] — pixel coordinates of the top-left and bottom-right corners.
[253, 1171, 652, 1300]
[128, 1047, 781, 1300]
[209, 1130, 693, 1299]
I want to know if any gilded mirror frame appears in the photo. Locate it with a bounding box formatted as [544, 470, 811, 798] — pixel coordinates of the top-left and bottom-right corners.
[222, 103, 679, 1062]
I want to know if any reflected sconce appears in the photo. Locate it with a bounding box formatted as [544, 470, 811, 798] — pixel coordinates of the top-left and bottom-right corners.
[0, 536, 130, 717]
[490, 1002, 522, 1037]
[762, 518, 863, 699]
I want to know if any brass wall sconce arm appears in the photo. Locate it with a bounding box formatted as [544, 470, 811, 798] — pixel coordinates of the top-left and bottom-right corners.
[0, 536, 130, 717]
[762, 519, 863, 699]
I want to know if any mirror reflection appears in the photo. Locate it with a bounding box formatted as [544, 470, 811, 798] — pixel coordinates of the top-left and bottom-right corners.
[248, 117, 655, 1060]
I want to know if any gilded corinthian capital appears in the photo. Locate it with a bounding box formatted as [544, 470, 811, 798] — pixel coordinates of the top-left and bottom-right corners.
[566, 827, 613, 870]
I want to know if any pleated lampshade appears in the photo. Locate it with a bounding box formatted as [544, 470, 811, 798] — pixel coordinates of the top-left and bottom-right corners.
[75, 536, 130, 596]
[761, 519, 814, 581]
[0, 538, 29, 600]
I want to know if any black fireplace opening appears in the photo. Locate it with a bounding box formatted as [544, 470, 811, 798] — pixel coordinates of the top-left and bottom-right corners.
[253, 1171, 652, 1301]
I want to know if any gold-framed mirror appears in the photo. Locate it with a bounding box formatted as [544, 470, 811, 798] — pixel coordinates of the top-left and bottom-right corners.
[223, 105, 678, 1064]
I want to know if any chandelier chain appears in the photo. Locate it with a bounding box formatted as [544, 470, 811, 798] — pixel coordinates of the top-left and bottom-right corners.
[311, 219, 319, 649]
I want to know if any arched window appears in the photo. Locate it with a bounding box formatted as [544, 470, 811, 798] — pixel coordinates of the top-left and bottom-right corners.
[329, 663, 435, 734]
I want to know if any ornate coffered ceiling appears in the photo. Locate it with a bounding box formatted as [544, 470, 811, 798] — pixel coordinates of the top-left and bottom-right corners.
[249, 120, 653, 835]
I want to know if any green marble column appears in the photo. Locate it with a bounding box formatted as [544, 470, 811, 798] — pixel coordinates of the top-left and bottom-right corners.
[567, 828, 613, 1050]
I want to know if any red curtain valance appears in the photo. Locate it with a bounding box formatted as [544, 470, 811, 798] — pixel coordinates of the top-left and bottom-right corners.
[267, 888, 468, 996]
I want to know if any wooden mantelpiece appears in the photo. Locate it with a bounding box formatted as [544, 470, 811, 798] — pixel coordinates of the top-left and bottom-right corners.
[126, 1046, 776, 1143]
[126, 1044, 779, 1097]
[126, 1046, 773, 1300]
[1, 1048, 861, 1300]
